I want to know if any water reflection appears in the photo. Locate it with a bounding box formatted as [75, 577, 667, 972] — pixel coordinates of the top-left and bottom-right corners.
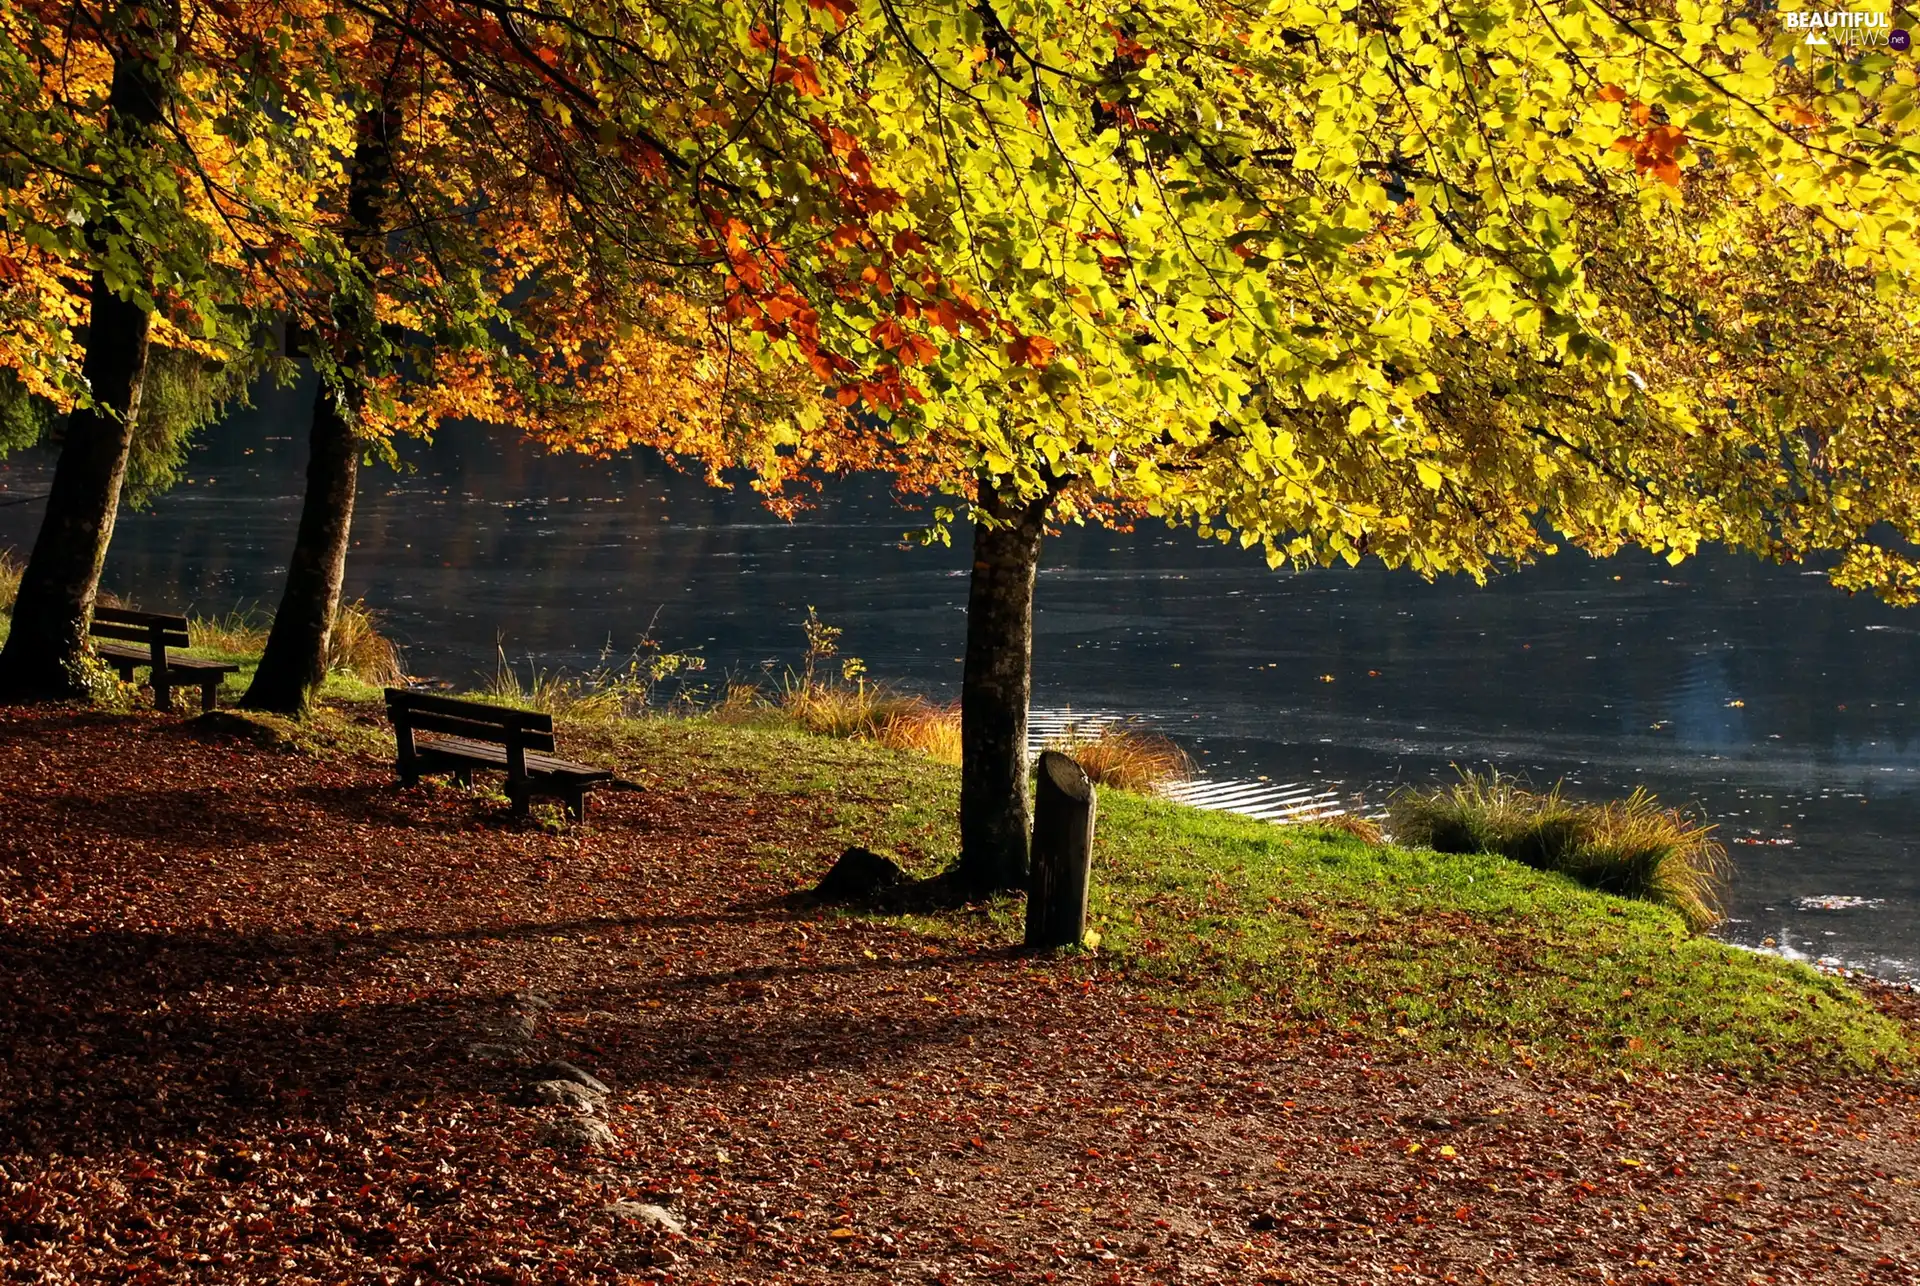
[1, 391, 1916, 978]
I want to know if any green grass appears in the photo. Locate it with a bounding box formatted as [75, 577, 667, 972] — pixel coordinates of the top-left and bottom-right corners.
[563, 715, 1914, 1081]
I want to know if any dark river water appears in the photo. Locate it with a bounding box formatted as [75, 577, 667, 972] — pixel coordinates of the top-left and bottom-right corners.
[4, 381, 1917, 980]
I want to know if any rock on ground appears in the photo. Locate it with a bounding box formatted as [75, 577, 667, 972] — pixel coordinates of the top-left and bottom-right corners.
[527, 1059, 610, 1095]
[539, 1116, 617, 1150]
[520, 1078, 603, 1112]
[606, 1202, 685, 1235]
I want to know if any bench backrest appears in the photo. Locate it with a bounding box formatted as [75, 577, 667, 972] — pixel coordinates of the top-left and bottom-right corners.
[92, 606, 190, 651]
[384, 688, 557, 752]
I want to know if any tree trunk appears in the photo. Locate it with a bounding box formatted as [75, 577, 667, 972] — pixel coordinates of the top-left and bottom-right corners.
[240, 383, 362, 712]
[957, 484, 1050, 893]
[0, 11, 169, 702]
[242, 105, 398, 715]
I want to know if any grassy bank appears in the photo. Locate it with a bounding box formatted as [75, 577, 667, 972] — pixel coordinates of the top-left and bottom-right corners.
[556, 715, 1914, 1080]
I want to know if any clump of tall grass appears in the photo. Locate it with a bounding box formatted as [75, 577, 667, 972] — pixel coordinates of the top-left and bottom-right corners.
[1045, 720, 1193, 794]
[482, 634, 704, 719]
[875, 701, 962, 764]
[777, 672, 926, 737]
[328, 600, 407, 686]
[0, 547, 21, 616]
[183, 599, 405, 685]
[701, 609, 962, 762]
[1387, 770, 1728, 930]
[1311, 811, 1387, 845]
[188, 609, 270, 656]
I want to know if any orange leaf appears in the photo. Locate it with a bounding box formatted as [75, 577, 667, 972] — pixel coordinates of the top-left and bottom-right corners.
[1596, 83, 1627, 103]
[1008, 334, 1057, 368]
[774, 52, 824, 97]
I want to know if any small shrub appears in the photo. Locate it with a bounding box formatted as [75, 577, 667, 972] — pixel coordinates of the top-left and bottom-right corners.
[1388, 771, 1727, 930]
[1568, 788, 1729, 933]
[1046, 721, 1192, 794]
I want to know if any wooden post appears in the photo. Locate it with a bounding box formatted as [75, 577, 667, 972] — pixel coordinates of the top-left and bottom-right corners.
[1026, 750, 1096, 949]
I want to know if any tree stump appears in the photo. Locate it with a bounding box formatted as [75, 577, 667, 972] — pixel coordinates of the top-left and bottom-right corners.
[1026, 750, 1096, 948]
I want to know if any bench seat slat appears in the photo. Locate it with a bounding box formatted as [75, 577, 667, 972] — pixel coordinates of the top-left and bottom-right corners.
[94, 642, 237, 676]
[416, 736, 613, 783]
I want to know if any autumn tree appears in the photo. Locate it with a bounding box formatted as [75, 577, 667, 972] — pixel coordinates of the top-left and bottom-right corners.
[229, 2, 839, 713]
[0, 1, 183, 699]
[585, 0, 1920, 893]
[0, 0, 346, 698]
[239, 50, 403, 713]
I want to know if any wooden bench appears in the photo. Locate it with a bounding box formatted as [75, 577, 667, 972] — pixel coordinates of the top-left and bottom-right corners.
[384, 688, 613, 820]
[91, 607, 239, 712]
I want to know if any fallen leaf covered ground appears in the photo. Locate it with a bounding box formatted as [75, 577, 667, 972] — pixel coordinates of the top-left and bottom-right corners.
[2, 703, 1918, 1284]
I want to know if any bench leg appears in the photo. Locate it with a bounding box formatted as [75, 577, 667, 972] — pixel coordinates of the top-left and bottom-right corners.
[453, 766, 474, 789]
[508, 783, 531, 818]
[200, 682, 219, 713]
[154, 682, 173, 713]
[565, 790, 588, 824]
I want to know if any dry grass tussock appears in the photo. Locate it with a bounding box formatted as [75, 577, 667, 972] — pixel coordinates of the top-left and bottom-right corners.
[748, 675, 963, 765]
[1045, 720, 1193, 794]
[0, 547, 21, 617]
[327, 601, 407, 686]
[1311, 811, 1386, 845]
[187, 610, 269, 656]
[709, 608, 966, 764]
[1387, 770, 1728, 930]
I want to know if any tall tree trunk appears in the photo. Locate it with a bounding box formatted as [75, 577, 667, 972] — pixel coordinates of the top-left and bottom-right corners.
[0, 10, 169, 702]
[242, 105, 399, 715]
[957, 484, 1050, 893]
